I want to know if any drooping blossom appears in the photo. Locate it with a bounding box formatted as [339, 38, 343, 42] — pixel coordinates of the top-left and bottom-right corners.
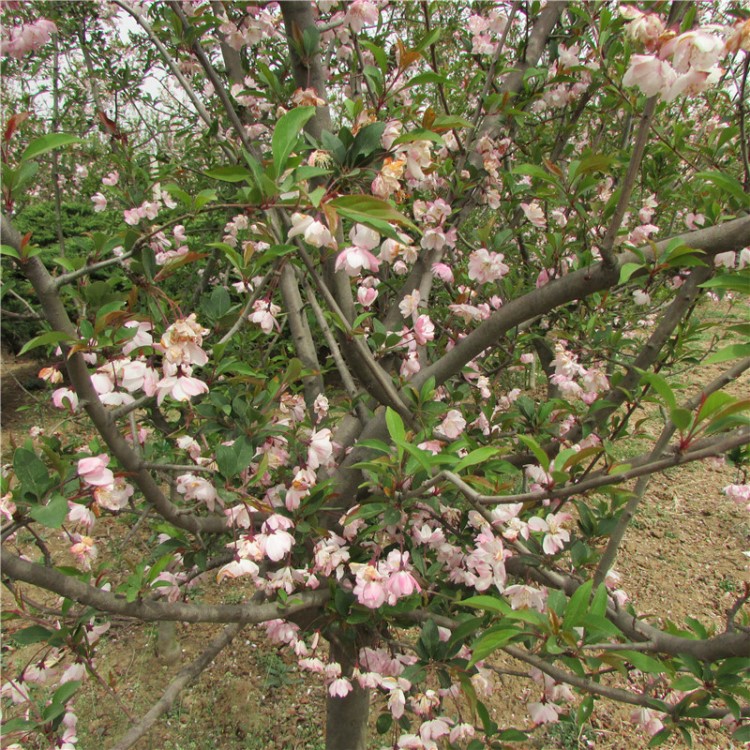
[93, 478, 134, 512]
[176, 474, 220, 511]
[155, 372, 209, 405]
[77, 455, 114, 487]
[307, 427, 334, 469]
[249, 299, 281, 334]
[335, 224, 381, 277]
[437, 410, 466, 439]
[287, 212, 335, 248]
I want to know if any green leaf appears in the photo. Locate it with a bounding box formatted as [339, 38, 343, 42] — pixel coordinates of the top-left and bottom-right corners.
[328, 195, 419, 233]
[516, 435, 549, 471]
[462, 595, 511, 615]
[30, 494, 68, 528]
[563, 579, 592, 629]
[203, 166, 253, 183]
[619, 262, 643, 284]
[402, 71, 451, 89]
[694, 171, 750, 207]
[414, 28, 441, 51]
[0, 243, 20, 259]
[22, 133, 81, 161]
[386, 406, 406, 444]
[732, 725, 750, 743]
[11, 624, 55, 645]
[469, 629, 517, 666]
[670, 407, 693, 431]
[18, 330, 75, 356]
[453, 447, 499, 473]
[392, 128, 445, 146]
[401, 442, 434, 475]
[430, 115, 473, 132]
[704, 344, 750, 364]
[272, 106, 316, 176]
[346, 121, 386, 166]
[618, 650, 667, 674]
[640, 371, 677, 411]
[511, 163, 560, 186]
[13, 448, 51, 500]
[700, 272, 750, 295]
[52, 680, 81, 706]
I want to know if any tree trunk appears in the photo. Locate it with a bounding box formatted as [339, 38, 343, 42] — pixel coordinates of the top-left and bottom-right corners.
[326, 631, 369, 750]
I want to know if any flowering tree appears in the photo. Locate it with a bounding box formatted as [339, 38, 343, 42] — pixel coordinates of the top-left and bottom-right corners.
[2, 2, 750, 749]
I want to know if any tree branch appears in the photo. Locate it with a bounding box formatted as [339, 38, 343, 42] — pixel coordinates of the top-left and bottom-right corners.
[108, 622, 245, 750]
[1, 547, 329, 624]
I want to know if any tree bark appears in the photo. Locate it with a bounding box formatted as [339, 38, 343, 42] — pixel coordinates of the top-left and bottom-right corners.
[326, 632, 370, 750]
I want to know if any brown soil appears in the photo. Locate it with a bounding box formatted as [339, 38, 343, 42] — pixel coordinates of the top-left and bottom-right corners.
[2, 353, 749, 750]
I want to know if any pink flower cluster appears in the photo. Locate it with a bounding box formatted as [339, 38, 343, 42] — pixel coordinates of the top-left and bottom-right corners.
[351, 550, 421, 608]
[155, 314, 210, 404]
[549, 342, 609, 405]
[621, 7, 732, 101]
[1, 18, 57, 59]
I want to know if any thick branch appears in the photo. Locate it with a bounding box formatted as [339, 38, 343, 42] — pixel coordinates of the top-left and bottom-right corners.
[279, 0, 332, 140]
[1, 547, 329, 624]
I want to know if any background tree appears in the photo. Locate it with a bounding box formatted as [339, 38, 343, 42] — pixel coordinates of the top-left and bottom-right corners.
[2, 2, 750, 749]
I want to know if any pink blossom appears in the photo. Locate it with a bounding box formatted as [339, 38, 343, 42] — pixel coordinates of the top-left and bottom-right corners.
[352, 563, 387, 608]
[91, 192, 107, 212]
[249, 299, 281, 334]
[121, 320, 153, 356]
[160, 314, 209, 367]
[217, 558, 260, 583]
[468, 248, 509, 284]
[633, 289, 651, 305]
[335, 245, 381, 276]
[399, 290, 421, 318]
[156, 373, 208, 404]
[328, 677, 353, 698]
[307, 427, 333, 470]
[52, 387, 79, 411]
[622, 55, 677, 98]
[528, 512, 571, 555]
[78, 455, 114, 487]
[438, 410, 466, 439]
[102, 170, 119, 186]
[413, 315, 435, 346]
[357, 285, 378, 307]
[70, 535, 97, 570]
[684, 212, 705, 230]
[67, 501, 95, 529]
[93, 478, 134, 511]
[344, 0, 378, 32]
[630, 707, 665, 736]
[287, 212, 335, 248]
[528, 701, 560, 726]
[313, 394, 329, 421]
[505, 584, 546, 611]
[520, 201, 546, 228]
[2, 19, 57, 59]
[0, 493, 17, 522]
[431, 262, 454, 283]
[176, 474, 220, 511]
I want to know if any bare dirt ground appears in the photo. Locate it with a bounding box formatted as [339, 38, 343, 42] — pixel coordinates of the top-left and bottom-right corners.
[2, 340, 749, 750]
